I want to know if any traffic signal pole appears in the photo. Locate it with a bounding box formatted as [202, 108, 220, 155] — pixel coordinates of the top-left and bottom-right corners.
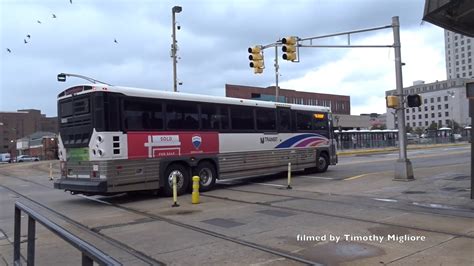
[274, 45, 280, 102]
[248, 16, 415, 181]
[392, 16, 414, 181]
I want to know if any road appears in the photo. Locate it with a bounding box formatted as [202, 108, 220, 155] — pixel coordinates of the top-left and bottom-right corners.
[0, 144, 472, 265]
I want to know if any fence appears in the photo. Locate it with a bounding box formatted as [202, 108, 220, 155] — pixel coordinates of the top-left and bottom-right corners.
[14, 201, 121, 266]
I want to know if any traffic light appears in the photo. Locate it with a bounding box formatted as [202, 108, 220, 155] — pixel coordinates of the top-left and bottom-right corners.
[281, 36, 298, 61]
[386, 95, 400, 109]
[406, 94, 422, 107]
[248, 46, 264, 74]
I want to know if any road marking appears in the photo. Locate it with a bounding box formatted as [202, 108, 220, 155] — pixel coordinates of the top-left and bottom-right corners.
[251, 182, 286, 188]
[298, 175, 335, 180]
[373, 198, 398, 202]
[344, 173, 370, 181]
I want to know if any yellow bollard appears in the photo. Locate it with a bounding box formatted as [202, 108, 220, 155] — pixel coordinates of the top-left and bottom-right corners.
[287, 162, 292, 189]
[49, 163, 53, 181]
[172, 173, 179, 207]
[192, 176, 200, 204]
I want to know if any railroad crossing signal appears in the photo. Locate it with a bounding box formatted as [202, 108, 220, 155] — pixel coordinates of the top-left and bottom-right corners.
[281, 36, 298, 61]
[248, 46, 264, 74]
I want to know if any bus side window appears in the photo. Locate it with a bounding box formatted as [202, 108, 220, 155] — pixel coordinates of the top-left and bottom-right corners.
[201, 104, 218, 130]
[278, 109, 291, 132]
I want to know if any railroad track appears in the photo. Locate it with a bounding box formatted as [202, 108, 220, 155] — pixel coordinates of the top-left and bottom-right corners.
[0, 174, 318, 265]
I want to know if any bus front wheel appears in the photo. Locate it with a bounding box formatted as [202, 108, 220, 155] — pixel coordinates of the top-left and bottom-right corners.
[316, 153, 329, 173]
[163, 164, 190, 197]
[196, 161, 217, 192]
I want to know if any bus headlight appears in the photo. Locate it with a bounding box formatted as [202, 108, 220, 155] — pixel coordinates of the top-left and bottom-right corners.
[98, 149, 104, 156]
[97, 135, 104, 143]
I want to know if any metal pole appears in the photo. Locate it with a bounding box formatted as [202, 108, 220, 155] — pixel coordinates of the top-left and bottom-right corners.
[27, 216, 35, 266]
[14, 206, 21, 264]
[392, 16, 414, 181]
[274, 45, 279, 102]
[171, 8, 180, 92]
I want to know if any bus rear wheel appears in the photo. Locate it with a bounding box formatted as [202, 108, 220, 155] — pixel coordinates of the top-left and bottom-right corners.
[196, 161, 217, 192]
[316, 153, 329, 173]
[163, 164, 190, 197]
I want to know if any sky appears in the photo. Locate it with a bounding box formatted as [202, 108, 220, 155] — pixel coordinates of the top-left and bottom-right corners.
[0, 0, 447, 117]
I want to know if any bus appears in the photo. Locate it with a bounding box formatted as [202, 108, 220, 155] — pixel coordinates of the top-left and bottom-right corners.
[54, 84, 337, 196]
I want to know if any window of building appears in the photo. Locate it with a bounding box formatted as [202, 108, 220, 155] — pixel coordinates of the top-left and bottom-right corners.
[430, 98, 434, 103]
[439, 120, 443, 127]
[424, 106, 428, 111]
[437, 97, 441, 102]
[438, 112, 442, 117]
[446, 119, 450, 125]
[445, 103, 449, 109]
[412, 122, 416, 127]
[444, 96, 448, 101]
[406, 116, 410, 121]
[431, 113, 435, 118]
[438, 105, 442, 110]
[418, 114, 422, 119]
[445, 111, 449, 117]
[425, 121, 429, 126]
[412, 115, 415, 119]
[418, 122, 422, 127]
[431, 106, 434, 110]
[423, 98, 427, 104]
[425, 114, 428, 119]
[406, 109, 409, 113]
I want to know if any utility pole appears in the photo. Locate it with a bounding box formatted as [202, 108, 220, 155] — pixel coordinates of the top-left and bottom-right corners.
[171, 6, 182, 92]
[392, 16, 414, 181]
[274, 45, 279, 102]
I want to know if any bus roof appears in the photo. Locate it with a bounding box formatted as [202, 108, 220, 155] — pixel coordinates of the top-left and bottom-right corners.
[58, 84, 331, 113]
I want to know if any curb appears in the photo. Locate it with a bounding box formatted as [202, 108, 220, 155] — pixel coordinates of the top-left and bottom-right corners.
[337, 142, 469, 156]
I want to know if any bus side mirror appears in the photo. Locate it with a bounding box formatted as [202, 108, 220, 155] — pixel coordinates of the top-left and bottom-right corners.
[57, 73, 67, 82]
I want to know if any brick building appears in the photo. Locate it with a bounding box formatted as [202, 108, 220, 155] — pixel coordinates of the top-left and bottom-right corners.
[0, 109, 58, 154]
[225, 84, 350, 115]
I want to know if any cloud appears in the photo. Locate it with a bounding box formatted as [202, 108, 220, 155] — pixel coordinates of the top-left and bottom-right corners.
[0, 0, 445, 117]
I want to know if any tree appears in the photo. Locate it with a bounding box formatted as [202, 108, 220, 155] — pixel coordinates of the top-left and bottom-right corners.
[405, 125, 413, 133]
[414, 127, 424, 136]
[446, 120, 461, 133]
[427, 122, 438, 131]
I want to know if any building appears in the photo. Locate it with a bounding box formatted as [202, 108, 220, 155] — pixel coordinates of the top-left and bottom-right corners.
[360, 113, 387, 129]
[0, 109, 58, 154]
[17, 131, 58, 160]
[385, 78, 473, 130]
[225, 84, 350, 115]
[445, 30, 474, 79]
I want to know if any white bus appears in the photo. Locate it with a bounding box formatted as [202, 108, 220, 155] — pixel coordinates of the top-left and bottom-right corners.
[54, 85, 337, 196]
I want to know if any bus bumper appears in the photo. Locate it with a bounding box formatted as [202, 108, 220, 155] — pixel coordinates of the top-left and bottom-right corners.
[54, 178, 107, 194]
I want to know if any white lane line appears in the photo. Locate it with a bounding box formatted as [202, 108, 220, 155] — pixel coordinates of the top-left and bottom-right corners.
[372, 198, 398, 202]
[250, 182, 286, 188]
[412, 202, 456, 210]
[298, 175, 335, 180]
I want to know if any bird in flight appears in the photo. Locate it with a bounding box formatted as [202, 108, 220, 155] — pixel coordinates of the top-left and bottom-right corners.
[70, 0, 72, 4]
[37, 20, 41, 24]
[52, 14, 56, 18]
[26, 34, 31, 39]
[114, 39, 118, 44]
[6, 48, 11, 53]
[24, 39, 28, 44]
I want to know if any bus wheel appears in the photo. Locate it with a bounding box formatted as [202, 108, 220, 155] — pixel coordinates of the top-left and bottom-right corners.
[196, 161, 216, 192]
[316, 153, 329, 173]
[163, 164, 190, 197]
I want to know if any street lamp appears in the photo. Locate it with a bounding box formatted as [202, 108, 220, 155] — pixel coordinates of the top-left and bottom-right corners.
[447, 90, 455, 131]
[171, 6, 182, 92]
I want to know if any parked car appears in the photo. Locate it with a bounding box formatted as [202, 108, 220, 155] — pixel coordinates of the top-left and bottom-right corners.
[16, 155, 40, 162]
[0, 153, 12, 163]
